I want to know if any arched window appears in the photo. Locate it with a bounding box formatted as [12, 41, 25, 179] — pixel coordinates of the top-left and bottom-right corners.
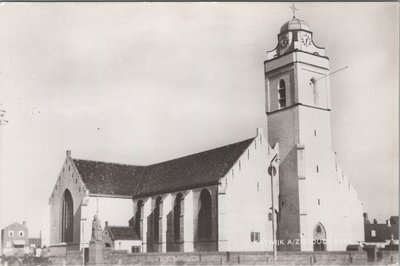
[174, 193, 183, 241]
[313, 223, 327, 251]
[316, 225, 321, 233]
[135, 200, 143, 238]
[153, 197, 162, 243]
[198, 189, 212, 240]
[311, 77, 318, 105]
[60, 189, 73, 243]
[278, 79, 286, 108]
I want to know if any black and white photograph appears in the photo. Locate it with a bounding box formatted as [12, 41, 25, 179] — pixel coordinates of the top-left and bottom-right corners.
[0, 2, 398, 265]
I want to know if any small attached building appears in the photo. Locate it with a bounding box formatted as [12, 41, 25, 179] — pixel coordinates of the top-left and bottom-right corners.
[103, 224, 142, 253]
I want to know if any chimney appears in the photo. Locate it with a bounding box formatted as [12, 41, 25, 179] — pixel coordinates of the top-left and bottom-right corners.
[363, 213, 368, 219]
[386, 219, 391, 227]
[373, 219, 378, 224]
[105, 221, 108, 228]
[66, 150, 71, 158]
[23, 221, 27, 226]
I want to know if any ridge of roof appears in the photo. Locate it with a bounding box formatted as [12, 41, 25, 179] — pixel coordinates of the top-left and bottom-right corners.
[146, 137, 256, 167]
[72, 158, 144, 168]
[3, 222, 26, 229]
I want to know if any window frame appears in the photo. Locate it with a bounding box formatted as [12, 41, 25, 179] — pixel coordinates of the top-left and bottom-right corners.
[250, 232, 261, 243]
[278, 79, 287, 109]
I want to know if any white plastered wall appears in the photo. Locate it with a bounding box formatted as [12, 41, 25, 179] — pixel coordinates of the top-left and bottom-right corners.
[298, 107, 364, 251]
[218, 128, 280, 251]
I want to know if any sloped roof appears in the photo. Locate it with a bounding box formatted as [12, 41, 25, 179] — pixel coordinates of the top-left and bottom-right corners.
[135, 138, 254, 198]
[2, 222, 27, 231]
[72, 138, 254, 198]
[107, 226, 139, 241]
[73, 160, 145, 196]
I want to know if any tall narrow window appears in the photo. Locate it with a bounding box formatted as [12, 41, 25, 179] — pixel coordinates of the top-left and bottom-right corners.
[153, 197, 162, 243]
[61, 189, 73, 243]
[135, 200, 143, 238]
[311, 78, 319, 105]
[198, 189, 212, 240]
[278, 79, 287, 108]
[174, 193, 183, 241]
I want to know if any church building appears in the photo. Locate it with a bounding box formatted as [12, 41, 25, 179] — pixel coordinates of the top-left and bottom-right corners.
[49, 131, 280, 253]
[49, 16, 363, 253]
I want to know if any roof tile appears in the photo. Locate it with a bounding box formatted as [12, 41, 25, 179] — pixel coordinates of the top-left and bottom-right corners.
[72, 138, 254, 198]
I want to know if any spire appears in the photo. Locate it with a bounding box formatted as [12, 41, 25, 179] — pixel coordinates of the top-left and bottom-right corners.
[289, 2, 298, 19]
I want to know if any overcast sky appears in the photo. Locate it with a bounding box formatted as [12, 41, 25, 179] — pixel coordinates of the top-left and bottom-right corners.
[0, 2, 398, 238]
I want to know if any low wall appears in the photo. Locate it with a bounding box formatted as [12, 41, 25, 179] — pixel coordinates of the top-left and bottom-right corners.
[50, 249, 398, 265]
[91, 251, 370, 265]
[49, 243, 80, 257]
[376, 250, 399, 265]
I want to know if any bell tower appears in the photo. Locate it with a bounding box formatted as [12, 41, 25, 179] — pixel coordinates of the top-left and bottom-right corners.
[265, 17, 333, 251]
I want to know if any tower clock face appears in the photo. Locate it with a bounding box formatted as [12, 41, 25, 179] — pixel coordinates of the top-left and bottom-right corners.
[301, 33, 312, 47]
[279, 33, 290, 50]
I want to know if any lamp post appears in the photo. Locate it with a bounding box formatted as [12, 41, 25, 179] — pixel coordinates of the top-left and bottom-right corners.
[268, 154, 279, 263]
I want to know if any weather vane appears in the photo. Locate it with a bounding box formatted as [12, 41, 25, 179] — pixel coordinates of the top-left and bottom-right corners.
[289, 2, 298, 19]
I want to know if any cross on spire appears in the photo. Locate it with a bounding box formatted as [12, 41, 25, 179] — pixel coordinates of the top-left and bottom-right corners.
[289, 2, 298, 19]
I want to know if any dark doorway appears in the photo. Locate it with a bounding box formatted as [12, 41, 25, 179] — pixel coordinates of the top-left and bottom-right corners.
[313, 223, 327, 251]
[84, 248, 89, 264]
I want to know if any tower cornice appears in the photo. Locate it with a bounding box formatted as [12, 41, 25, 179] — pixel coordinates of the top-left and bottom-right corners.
[264, 49, 329, 65]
